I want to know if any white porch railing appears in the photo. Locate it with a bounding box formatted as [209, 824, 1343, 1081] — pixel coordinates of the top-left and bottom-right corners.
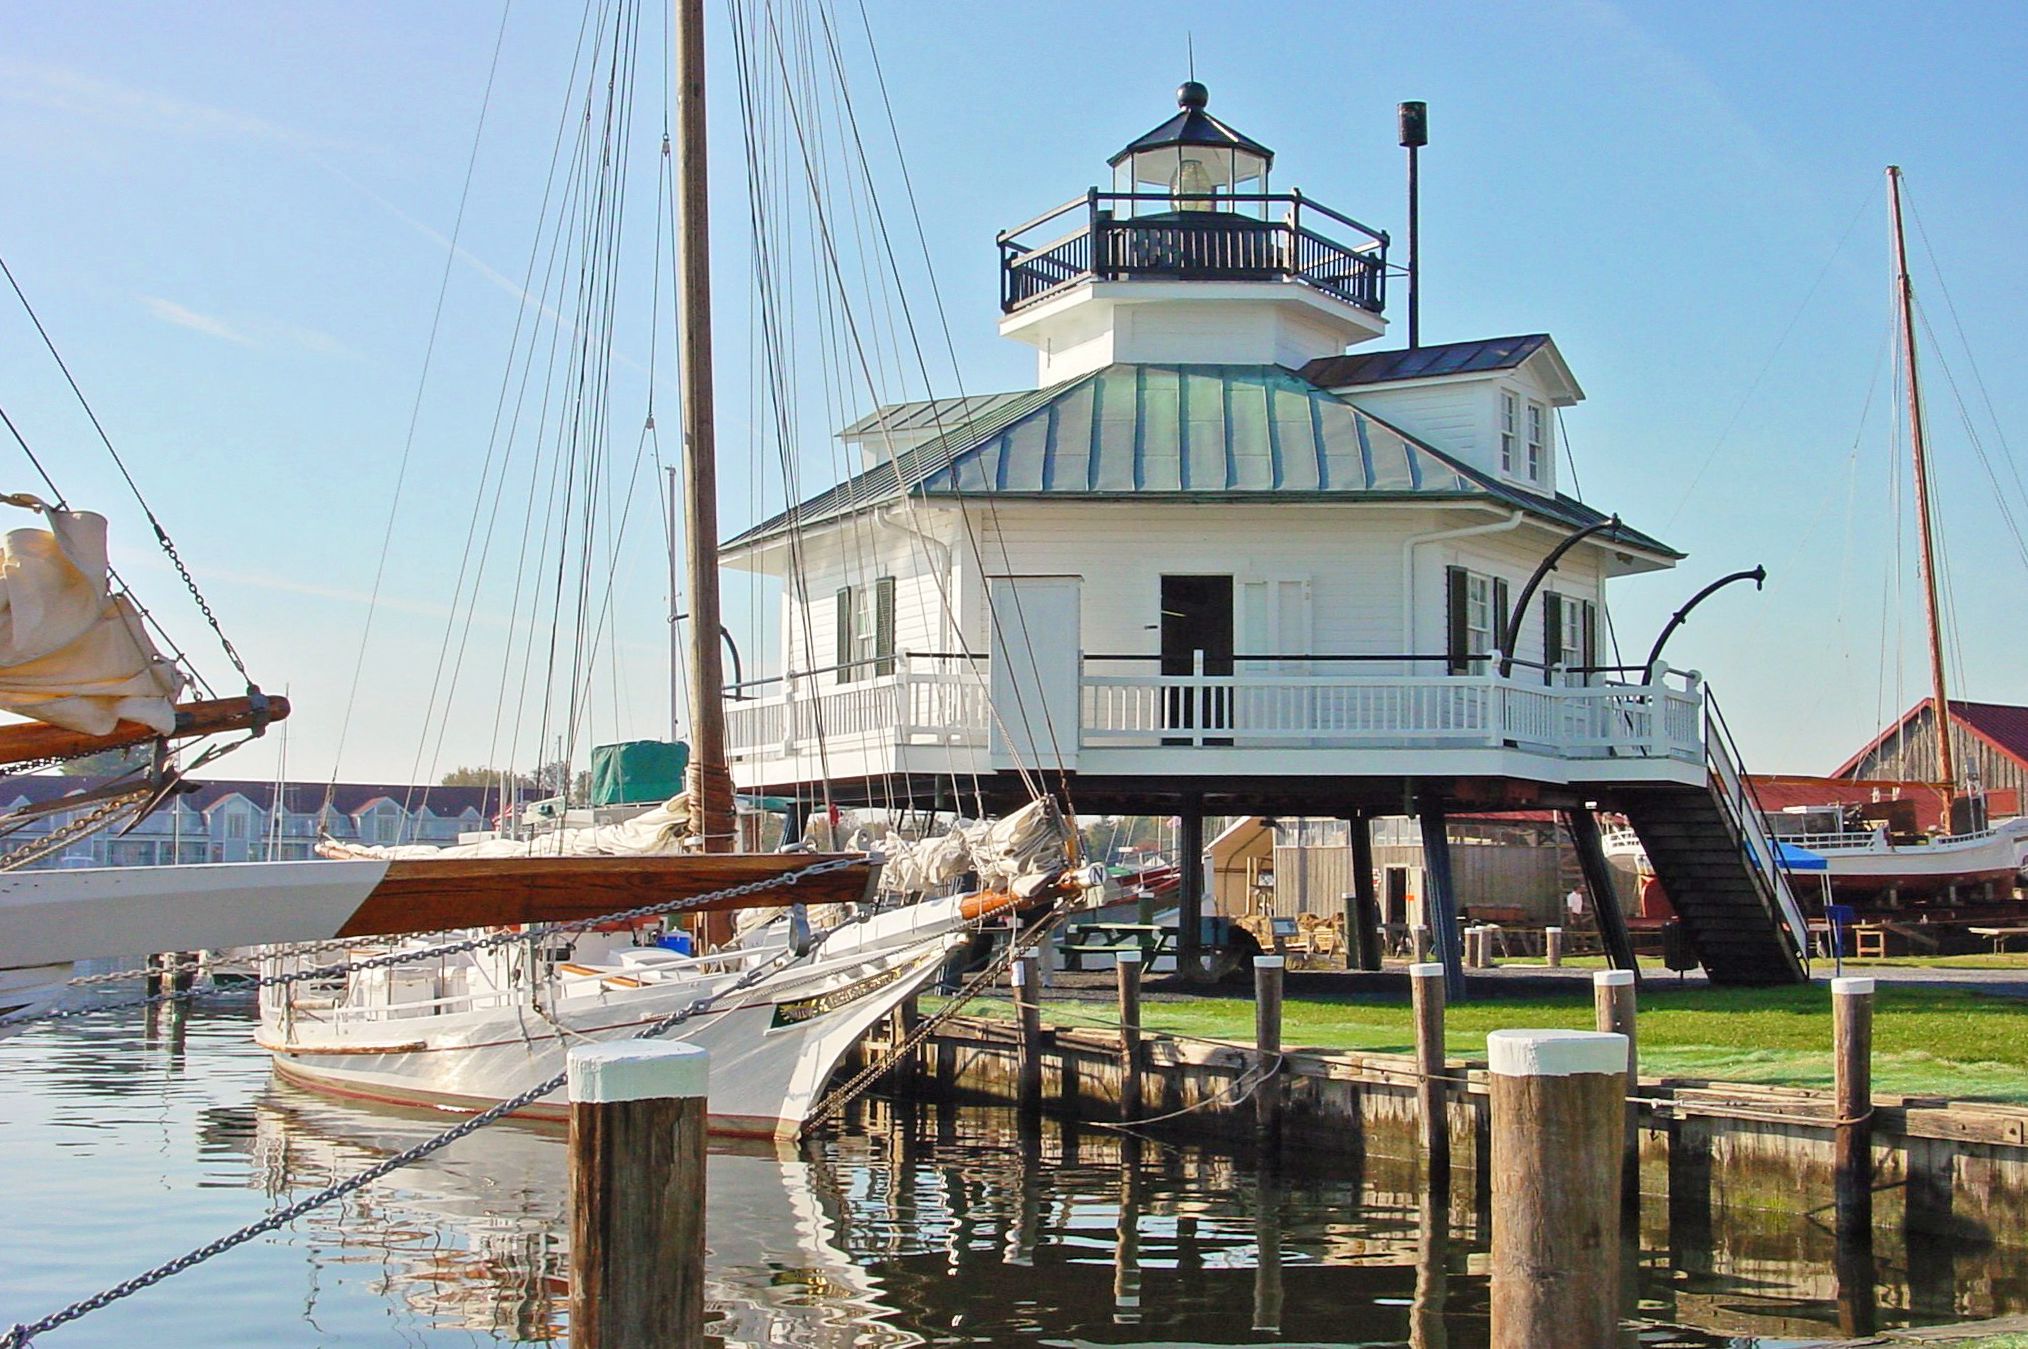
[724, 654, 1707, 768]
[725, 663, 991, 758]
[1079, 661, 1704, 759]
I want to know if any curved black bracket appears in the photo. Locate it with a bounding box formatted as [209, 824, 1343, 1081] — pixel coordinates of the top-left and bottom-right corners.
[1643, 565, 1766, 679]
[1498, 515, 1621, 678]
[672, 612, 746, 699]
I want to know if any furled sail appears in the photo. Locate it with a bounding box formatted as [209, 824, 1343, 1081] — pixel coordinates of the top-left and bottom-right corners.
[0, 494, 185, 737]
[317, 792, 701, 860]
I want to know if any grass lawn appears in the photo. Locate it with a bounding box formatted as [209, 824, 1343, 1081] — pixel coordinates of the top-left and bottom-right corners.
[954, 982, 2028, 1103]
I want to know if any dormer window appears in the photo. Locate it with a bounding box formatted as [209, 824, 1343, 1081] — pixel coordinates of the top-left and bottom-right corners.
[1527, 402, 1547, 484]
[1500, 393, 1518, 475]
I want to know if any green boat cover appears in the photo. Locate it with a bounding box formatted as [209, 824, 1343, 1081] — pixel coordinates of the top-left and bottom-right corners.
[590, 740, 689, 807]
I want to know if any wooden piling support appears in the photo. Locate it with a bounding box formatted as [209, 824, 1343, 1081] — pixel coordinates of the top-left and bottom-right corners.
[1254, 955, 1284, 1143]
[1415, 801, 1466, 1001]
[1348, 811, 1383, 971]
[168, 952, 196, 996]
[1412, 925, 1432, 963]
[1834, 975, 1875, 1240]
[144, 952, 166, 1001]
[1013, 953, 1043, 1113]
[1594, 968, 1639, 1198]
[1544, 926, 1563, 967]
[567, 1040, 708, 1349]
[1411, 961, 1449, 1172]
[1487, 1029, 1627, 1349]
[1116, 948, 1143, 1122]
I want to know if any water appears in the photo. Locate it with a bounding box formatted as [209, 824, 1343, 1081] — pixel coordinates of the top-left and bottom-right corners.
[2, 999, 2021, 1346]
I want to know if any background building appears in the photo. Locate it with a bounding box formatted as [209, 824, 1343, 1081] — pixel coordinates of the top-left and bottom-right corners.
[0, 778, 513, 869]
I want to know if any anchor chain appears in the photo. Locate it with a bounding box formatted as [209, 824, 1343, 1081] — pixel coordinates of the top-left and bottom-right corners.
[0, 874, 881, 1345]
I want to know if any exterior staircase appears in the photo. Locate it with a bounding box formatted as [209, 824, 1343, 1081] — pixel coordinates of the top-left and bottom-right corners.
[1615, 700, 1810, 986]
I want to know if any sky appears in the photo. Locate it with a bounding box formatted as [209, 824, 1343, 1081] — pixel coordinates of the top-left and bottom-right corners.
[3, 0, 2026, 787]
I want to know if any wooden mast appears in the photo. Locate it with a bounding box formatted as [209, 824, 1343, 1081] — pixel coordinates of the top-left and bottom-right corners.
[675, 0, 735, 855]
[1886, 165, 1957, 797]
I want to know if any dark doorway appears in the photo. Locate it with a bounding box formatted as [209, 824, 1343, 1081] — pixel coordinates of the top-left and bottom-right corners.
[1384, 866, 1411, 927]
[1160, 575, 1233, 742]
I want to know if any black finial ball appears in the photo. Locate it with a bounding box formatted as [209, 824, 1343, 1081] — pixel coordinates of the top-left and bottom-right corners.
[1177, 80, 1208, 110]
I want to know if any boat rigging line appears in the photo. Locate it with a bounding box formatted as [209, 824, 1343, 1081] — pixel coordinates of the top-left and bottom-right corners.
[0, 855, 876, 1349]
[324, 0, 514, 807]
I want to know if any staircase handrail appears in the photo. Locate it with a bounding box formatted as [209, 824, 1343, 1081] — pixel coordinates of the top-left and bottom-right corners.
[1703, 691, 1812, 959]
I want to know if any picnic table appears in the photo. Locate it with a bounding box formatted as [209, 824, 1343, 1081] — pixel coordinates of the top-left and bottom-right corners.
[1970, 926, 2028, 954]
[1059, 921, 1176, 971]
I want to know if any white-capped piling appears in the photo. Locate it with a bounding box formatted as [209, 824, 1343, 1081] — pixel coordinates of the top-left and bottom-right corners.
[1013, 953, 1043, 1112]
[1254, 954, 1284, 1141]
[1594, 968, 1640, 1196]
[567, 1041, 709, 1349]
[1488, 1029, 1628, 1349]
[1833, 976, 1875, 1237]
[1116, 948, 1144, 1120]
[1544, 926, 1563, 967]
[1410, 961, 1448, 1166]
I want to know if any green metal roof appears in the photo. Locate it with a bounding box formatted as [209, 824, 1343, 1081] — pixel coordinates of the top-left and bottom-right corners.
[723, 364, 1678, 557]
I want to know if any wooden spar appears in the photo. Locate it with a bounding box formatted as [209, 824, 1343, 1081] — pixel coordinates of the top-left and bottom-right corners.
[0, 693, 290, 767]
[1887, 165, 1956, 798]
[674, 0, 735, 855]
[333, 852, 877, 937]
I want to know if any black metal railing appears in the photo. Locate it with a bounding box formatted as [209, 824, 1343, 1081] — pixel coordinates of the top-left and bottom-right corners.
[997, 191, 1388, 314]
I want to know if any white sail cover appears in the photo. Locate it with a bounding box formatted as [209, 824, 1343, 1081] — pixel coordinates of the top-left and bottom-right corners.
[317, 793, 700, 860]
[0, 495, 185, 736]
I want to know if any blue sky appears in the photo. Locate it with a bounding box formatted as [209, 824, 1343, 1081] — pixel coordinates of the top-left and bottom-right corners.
[3, 1, 2025, 785]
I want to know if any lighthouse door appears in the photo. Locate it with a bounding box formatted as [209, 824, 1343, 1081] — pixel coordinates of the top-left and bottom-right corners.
[1159, 574, 1233, 743]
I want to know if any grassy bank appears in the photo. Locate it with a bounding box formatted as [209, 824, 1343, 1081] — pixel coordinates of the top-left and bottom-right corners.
[951, 982, 2028, 1102]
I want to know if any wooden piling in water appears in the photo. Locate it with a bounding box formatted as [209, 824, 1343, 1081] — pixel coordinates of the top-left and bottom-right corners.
[1834, 976, 1875, 1238]
[1487, 1029, 1627, 1349]
[1013, 953, 1042, 1112]
[567, 1041, 708, 1349]
[1410, 962, 1448, 1170]
[1544, 926, 1563, 967]
[1254, 955, 1284, 1143]
[1594, 968, 1639, 1198]
[1116, 948, 1143, 1121]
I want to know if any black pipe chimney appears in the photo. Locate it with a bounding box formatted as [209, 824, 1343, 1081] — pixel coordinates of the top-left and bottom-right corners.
[1398, 101, 1427, 349]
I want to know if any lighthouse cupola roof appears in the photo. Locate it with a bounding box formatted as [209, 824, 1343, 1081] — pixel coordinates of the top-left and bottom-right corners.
[995, 80, 1391, 384]
[1109, 82, 1274, 197]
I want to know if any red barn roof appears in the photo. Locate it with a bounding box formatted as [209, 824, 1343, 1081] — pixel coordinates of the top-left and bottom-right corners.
[1831, 699, 2028, 779]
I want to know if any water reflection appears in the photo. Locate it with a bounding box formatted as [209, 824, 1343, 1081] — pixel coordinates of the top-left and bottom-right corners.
[3, 1004, 2027, 1346]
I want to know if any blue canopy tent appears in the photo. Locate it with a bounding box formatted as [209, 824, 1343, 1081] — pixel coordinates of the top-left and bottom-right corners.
[1774, 840, 1829, 872]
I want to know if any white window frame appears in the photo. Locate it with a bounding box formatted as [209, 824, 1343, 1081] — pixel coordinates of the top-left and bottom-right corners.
[1499, 392, 1518, 475]
[1465, 574, 1494, 675]
[1527, 401, 1547, 483]
[852, 586, 878, 674]
[1556, 593, 1586, 670]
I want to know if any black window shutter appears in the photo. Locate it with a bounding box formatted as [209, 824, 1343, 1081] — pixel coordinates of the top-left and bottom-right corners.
[874, 576, 897, 676]
[1445, 566, 1468, 676]
[1542, 595, 1562, 686]
[1581, 601, 1598, 684]
[836, 585, 855, 682]
[1492, 578, 1511, 664]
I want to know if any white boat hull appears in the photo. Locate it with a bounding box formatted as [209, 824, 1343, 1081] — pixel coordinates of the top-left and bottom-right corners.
[261, 894, 991, 1137]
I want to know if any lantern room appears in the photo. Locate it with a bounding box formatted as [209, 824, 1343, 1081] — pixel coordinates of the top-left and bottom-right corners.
[1109, 80, 1274, 217]
[996, 82, 1391, 384]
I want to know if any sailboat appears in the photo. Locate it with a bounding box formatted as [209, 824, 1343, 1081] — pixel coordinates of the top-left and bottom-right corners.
[251, 0, 1084, 1133]
[1608, 167, 2028, 934]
